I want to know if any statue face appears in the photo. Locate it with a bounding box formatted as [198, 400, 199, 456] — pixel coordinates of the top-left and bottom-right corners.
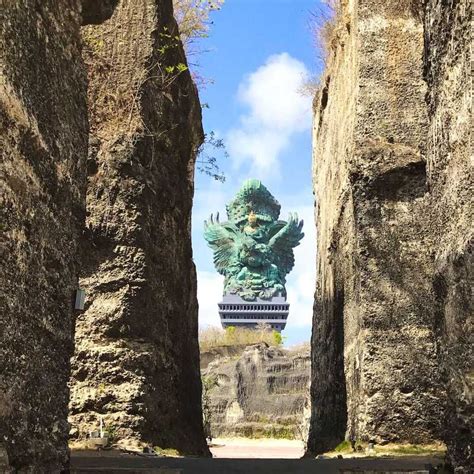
[247, 211, 258, 228]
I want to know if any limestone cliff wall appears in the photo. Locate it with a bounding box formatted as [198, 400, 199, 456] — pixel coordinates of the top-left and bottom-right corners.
[203, 344, 310, 439]
[308, 0, 445, 454]
[0, 1, 114, 470]
[424, 1, 472, 471]
[69, 0, 208, 455]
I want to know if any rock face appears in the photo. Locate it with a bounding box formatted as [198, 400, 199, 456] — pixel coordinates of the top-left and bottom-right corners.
[69, 0, 208, 455]
[308, 0, 444, 455]
[0, 5, 82, 463]
[308, 0, 472, 468]
[423, 1, 472, 471]
[0, 1, 114, 470]
[203, 344, 310, 439]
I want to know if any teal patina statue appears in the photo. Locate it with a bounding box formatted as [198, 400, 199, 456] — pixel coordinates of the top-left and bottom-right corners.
[204, 179, 304, 301]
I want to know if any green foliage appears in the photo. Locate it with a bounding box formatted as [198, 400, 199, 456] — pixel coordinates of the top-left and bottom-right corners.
[153, 446, 180, 456]
[272, 330, 283, 346]
[329, 441, 447, 457]
[173, 0, 225, 53]
[225, 325, 236, 341]
[103, 424, 118, 443]
[199, 325, 281, 351]
[334, 440, 352, 452]
[233, 423, 297, 440]
[389, 444, 444, 455]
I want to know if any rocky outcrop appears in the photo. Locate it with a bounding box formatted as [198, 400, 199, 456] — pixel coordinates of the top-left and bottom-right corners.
[423, 1, 473, 471]
[203, 344, 310, 439]
[0, 1, 114, 470]
[69, 0, 208, 455]
[308, 0, 446, 455]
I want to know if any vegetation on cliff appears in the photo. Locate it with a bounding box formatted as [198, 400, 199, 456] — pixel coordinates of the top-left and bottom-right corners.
[199, 324, 283, 351]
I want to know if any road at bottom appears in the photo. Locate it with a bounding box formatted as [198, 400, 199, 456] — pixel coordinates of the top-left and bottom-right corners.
[210, 438, 305, 459]
[71, 450, 443, 474]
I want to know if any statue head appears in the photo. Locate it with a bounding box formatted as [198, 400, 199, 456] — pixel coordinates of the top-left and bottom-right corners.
[226, 179, 281, 228]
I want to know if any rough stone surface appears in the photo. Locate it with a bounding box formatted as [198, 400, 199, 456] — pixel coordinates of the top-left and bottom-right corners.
[81, 0, 119, 25]
[0, 2, 88, 471]
[69, 0, 209, 455]
[308, 0, 445, 455]
[203, 344, 310, 439]
[423, 1, 473, 471]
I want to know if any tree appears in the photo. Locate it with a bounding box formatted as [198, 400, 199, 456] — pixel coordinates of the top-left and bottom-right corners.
[172, 2, 228, 180]
[196, 131, 227, 182]
[173, 0, 224, 58]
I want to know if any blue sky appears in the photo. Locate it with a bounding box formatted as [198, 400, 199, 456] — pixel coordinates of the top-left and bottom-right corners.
[191, 0, 325, 346]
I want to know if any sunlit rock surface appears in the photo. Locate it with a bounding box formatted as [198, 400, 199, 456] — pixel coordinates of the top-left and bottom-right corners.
[1, 0, 117, 469]
[0, 1, 114, 470]
[68, 0, 209, 456]
[308, 0, 444, 455]
[203, 343, 310, 439]
[308, 1, 472, 471]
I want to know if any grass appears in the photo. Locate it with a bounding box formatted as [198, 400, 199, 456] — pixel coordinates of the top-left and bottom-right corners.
[379, 443, 446, 456]
[199, 325, 282, 352]
[334, 440, 352, 452]
[153, 446, 181, 457]
[238, 425, 296, 440]
[326, 441, 446, 458]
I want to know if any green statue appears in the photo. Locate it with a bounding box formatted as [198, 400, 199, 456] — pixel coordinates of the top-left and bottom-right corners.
[204, 179, 304, 301]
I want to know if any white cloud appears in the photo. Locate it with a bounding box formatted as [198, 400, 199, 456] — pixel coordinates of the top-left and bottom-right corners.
[227, 53, 311, 176]
[283, 201, 316, 328]
[192, 180, 229, 226]
[197, 270, 224, 328]
[193, 55, 315, 340]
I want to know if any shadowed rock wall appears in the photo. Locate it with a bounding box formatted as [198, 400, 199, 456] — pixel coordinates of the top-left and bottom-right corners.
[0, 1, 114, 470]
[69, 0, 209, 455]
[308, 0, 445, 455]
[424, 1, 473, 471]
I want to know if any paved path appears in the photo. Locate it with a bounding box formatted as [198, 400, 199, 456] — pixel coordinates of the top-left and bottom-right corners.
[210, 438, 305, 458]
[71, 450, 442, 474]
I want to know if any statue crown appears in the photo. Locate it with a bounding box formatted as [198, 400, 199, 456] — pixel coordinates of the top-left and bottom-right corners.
[226, 179, 281, 225]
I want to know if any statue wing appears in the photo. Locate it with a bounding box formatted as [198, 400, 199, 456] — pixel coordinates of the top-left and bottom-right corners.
[268, 213, 304, 278]
[203, 213, 239, 276]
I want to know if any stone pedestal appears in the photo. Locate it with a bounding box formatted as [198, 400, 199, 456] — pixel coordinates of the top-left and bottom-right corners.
[218, 294, 289, 332]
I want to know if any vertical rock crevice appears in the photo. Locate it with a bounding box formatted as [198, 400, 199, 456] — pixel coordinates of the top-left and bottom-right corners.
[69, 0, 209, 455]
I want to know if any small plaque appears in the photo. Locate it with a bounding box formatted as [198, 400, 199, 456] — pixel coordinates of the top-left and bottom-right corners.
[74, 289, 86, 310]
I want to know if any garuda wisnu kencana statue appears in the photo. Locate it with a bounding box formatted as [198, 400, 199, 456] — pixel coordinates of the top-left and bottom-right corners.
[204, 179, 304, 301]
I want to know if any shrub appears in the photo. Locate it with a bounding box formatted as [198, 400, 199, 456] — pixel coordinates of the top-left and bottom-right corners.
[199, 325, 281, 351]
